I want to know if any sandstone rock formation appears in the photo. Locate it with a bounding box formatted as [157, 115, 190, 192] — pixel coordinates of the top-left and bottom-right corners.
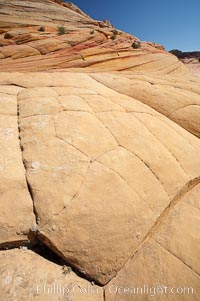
[182, 58, 200, 77]
[169, 50, 200, 77]
[0, 83, 36, 247]
[0, 0, 185, 72]
[92, 73, 200, 137]
[0, 0, 200, 300]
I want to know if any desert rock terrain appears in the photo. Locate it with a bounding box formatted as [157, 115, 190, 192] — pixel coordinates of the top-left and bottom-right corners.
[182, 58, 200, 77]
[0, 1, 200, 300]
[169, 50, 200, 77]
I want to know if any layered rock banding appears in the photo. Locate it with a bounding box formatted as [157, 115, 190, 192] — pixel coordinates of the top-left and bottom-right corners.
[0, 0, 200, 300]
[0, 0, 186, 72]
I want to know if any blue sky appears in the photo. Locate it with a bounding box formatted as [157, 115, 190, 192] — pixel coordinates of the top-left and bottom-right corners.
[70, 0, 200, 51]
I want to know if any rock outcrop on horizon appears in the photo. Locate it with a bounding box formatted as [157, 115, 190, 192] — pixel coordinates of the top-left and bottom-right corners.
[0, 1, 200, 301]
[169, 50, 200, 77]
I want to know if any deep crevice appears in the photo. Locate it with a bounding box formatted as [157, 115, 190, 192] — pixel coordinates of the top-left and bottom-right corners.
[30, 239, 66, 266]
[0, 237, 65, 266]
[0, 240, 32, 250]
[17, 93, 40, 226]
[28, 230, 104, 286]
[26, 180, 40, 225]
[0, 231, 103, 286]
[103, 287, 106, 301]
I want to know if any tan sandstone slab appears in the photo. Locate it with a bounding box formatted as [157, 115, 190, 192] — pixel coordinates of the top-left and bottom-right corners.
[105, 182, 200, 301]
[0, 86, 36, 246]
[105, 240, 200, 301]
[0, 249, 103, 301]
[153, 183, 200, 276]
[11, 72, 200, 285]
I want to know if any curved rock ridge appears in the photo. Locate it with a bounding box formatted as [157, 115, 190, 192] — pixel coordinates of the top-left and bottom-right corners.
[92, 72, 200, 138]
[0, 0, 185, 72]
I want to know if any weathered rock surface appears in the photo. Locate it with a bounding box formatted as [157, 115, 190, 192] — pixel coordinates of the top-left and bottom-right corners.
[0, 0, 200, 300]
[0, 249, 103, 301]
[1, 72, 200, 288]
